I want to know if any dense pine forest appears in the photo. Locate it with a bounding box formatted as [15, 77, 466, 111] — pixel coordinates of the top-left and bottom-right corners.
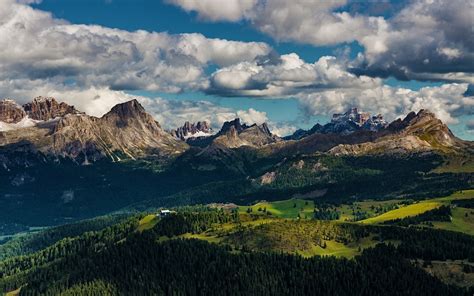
[6, 238, 466, 296]
[1, 208, 473, 295]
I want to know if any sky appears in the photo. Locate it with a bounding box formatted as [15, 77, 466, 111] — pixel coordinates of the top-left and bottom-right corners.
[0, 0, 473, 139]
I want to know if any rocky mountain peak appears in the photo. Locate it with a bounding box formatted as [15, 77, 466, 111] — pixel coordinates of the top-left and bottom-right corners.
[0, 99, 26, 123]
[286, 107, 388, 140]
[331, 107, 387, 131]
[211, 119, 280, 148]
[172, 120, 212, 140]
[219, 118, 250, 135]
[103, 99, 159, 129]
[50, 99, 186, 162]
[23, 96, 82, 121]
[105, 99, 146, 118]
[329, 109, 467, 156]
[195, 121, 210, 130]
[407, 109, 438, 124]
[259, 122, 271, 136]
[331, 107, 370, 126]
[1, 97, 190, 166]
[388, 109, 442, 133]
[398, 109, 457, 147]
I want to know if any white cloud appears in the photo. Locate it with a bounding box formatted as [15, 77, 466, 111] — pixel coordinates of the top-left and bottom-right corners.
[15, 0, 41, 3]
[351, 0, 473, 82]
[170, 0, 473, 83]
[168, 0, 382, 46]
[267, 122, 297, 137]
[0, 0, 272, 94]
[438, 48, 462, 60]
[209, 53, 381, 96]
[138, 96, 237, 130]
[167, 0, 257, 22]
[236, 108, 267, 125]
[298, 83, 473, 125]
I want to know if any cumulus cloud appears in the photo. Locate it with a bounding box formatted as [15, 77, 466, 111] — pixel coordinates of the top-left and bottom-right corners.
[298, 83, 474, 124]
[170, 0, 473, 83]
[0, 0, 271, 95]
[351, 0, 474, 82]
[139, 97, 237, 130]
[209, 53, 381, 96]
[141, 99, 295, 136]
[236, 108, 267, 125]
[267, 122, 297, 137]
[166, 0, 257, 22]
[16, 0, 41, 3]
[137, 98, 295, 135]
[168, 0, 384, 46]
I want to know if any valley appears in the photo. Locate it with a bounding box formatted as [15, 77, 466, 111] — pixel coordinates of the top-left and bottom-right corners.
[1, 98, 473, 295]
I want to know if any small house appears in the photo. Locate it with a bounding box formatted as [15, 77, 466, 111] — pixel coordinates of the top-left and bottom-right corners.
[157, 209, 174, 217]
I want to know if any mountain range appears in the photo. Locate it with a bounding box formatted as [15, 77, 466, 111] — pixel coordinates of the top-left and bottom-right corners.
[0, 97, 472, 229]
[1, 97, 471, 169]
[0, 98, 187, 167]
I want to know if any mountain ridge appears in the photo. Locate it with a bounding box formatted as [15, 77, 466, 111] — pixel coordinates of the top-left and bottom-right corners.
[0, 98, 187, 167]
[330, 109, 473, 156]
[285, 107, 388, 140]
[0, 98, 472, 169]
[171, 121, 213, 141]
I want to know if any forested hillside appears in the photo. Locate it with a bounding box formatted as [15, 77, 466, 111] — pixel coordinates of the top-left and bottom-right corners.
[1, 207, 473, 295]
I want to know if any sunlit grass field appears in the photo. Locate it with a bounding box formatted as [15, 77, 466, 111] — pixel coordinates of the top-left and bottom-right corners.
[432, 207, 474, 236]
[137, 214, 158, 232]
[238, 198, 314, 219]
[359, 202, 442, 224]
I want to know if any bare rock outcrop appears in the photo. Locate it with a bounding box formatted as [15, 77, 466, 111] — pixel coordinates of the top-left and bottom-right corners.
[0, 99, 26, 123]
[23, 96, 82, 121]
[172, 121, 212, 140]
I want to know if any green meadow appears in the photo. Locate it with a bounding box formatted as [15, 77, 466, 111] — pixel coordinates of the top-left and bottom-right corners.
[238, 198, 315, 219]
[137, 214, 158, 232]
[432, 207, 474, 236]
[137, 190, 473, 260]
[359, 202, 442, 224]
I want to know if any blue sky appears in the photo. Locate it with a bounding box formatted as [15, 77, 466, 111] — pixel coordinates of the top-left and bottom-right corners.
[1, 0, 471, 138]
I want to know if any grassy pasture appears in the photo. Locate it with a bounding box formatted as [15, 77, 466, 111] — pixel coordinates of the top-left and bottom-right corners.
[238, 198, 314, 219]
[359, 202, 442, 224]
[137, 214, 158, 232]
[5, 288, 21, 296]
[432, 207, 474, 236]
[432, 155, 474, 173]
[337, 199, 405, 222]
[432, 189, 474, 202]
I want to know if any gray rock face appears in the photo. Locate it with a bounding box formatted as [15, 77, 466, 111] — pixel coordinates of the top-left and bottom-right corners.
[52, 99, 187, 162]
[286, 108, 388, 140]
[22, 97, 82, 121]
[0, 99, 26, 123]
[329, 109, 471, 155]
[212, 119, 280, 148]
[172, 121, 212, 140]
[0, 99, 188, 167]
